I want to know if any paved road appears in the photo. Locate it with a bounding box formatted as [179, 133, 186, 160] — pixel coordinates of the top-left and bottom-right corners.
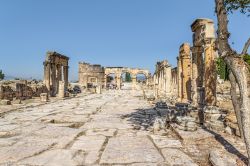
[0, 90, 198, 166]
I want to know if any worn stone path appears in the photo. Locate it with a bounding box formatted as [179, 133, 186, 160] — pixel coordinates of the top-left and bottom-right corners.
[0, 89, 200, 166]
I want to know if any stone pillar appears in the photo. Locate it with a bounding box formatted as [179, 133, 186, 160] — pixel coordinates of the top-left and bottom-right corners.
[132, 75, 136, 90]
[58, 81, 65, 98]
[63, 66, 69, 90]
[44, 62, 51, 93]
[56, 65, 62, 94]
[104, 75, 107, 89]
[191, 46, 203, 106]
[40, 93, 49, 102]
[165, 67, 171, 94]
[180, 43, 192, 103]
[51, 64, 57, 96]
[177, 57, 182, 102]
[204, 39, 217, 106]
[96, 85, 102, 94]
[116, 74, 121, 90]
[57, 65, 62, 81]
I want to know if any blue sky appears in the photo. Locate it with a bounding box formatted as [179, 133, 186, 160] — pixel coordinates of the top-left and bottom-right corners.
[0, 0, 249, 81]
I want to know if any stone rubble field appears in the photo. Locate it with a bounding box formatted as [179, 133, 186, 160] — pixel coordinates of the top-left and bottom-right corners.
[0, 90, 248, 166]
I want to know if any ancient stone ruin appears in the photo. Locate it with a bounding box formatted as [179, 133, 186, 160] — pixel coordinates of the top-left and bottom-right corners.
[43, 51, 69, 97]
[0, 17, 248, 166]
[78, 63, 150, 90]
[78, 62, 105, 88]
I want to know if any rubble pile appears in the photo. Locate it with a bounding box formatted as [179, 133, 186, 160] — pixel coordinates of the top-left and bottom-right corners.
[0, 80, 48, 105]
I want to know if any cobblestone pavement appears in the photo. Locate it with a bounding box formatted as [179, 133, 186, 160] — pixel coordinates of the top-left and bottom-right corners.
[0, 89, 216, 166]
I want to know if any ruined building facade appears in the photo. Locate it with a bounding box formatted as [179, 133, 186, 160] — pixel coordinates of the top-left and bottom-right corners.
[78, 63, 150, 90]
[43, 52, 69, 97]
[78, 62, 105, 88]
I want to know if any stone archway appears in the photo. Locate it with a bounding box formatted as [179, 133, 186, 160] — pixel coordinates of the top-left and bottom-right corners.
[104, 67, 150, 90]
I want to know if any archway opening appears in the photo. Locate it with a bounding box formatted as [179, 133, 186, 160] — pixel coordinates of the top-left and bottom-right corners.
[106, 73, 116, 89]
[121, 72, 132, 90]
[121, 72, 132, 82]
[136, 73, 147, 84]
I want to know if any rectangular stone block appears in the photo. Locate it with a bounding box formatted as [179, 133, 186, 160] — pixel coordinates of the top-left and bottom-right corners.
[0, 99, 11, 105]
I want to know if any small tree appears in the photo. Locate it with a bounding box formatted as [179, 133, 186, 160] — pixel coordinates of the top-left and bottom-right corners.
[216, 57, 229, 80]
[215, 0, 250, 163]
[125, 72, 131, 82]
[0, 70, 5, 80]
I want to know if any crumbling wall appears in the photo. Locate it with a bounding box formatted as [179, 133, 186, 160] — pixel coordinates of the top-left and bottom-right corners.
[78, 62, 105, 88]
[0, 80, 49, 101]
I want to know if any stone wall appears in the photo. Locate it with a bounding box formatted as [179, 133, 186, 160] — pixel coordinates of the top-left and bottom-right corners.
[78, 62, 105, 88]
[0, 80, 48, 101]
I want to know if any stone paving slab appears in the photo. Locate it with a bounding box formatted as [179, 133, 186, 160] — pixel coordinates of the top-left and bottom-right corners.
[161, 148, 198, 166]
[18, 149, 85, 166]
[100, 136, 164, 164]
[150, 135, 182, 149]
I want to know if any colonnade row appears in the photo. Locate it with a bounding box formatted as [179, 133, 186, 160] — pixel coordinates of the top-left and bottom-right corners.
[154, 18, 217, 107]
[44, 52, 69, 97]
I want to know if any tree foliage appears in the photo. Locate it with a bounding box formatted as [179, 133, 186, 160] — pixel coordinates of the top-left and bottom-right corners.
[0, 70, 4, 80]
[243, 54, 250, 66]
[224, 0, 250, 15]
[125, 72, 131, 82]
[216, 57, 229, 80]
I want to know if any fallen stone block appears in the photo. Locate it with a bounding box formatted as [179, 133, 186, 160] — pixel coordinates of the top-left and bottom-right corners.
[0, 99, 11, 105]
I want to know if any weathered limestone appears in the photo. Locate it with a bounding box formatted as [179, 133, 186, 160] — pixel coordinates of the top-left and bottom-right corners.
[104, 67, 150, 90]
[95, 85, 102, 94]
[0, 99, 11, 105]
[0, 80, 47, 101]
[40, 93, 49, 102]
[191, 19, 217, 107]
[78, 62, 104, 88]
[177, 43, 192, 103]
[100, 136, 164, 164]
[153, 60, 173, 98]
[190, 46, 203, 106]
[58, 81, 65, 98]
[43, 51, 69, 97]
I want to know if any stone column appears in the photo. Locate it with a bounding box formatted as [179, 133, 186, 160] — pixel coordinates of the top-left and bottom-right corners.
[63, 66, 69, 90]
[51, 63, 57, 96]
[58, 81, 65, 98]
[180, 43, 192, 103]
[204, 39, 217, 106]
[132, 75, 136, 90]
[57, 65, 62, 81]
[104, 75, 107, 89]
[165, 67, 171, 94]
[44, 62, 51, 93]
[191, 46, 203, 106]
[116, 73, 121, 90]
[56, 65, 62, 94]
[177, 57, 182, 102]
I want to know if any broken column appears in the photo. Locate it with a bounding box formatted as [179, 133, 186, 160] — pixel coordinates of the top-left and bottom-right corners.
[40, 93, 49, 102]
[58, 81, 65, 98]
